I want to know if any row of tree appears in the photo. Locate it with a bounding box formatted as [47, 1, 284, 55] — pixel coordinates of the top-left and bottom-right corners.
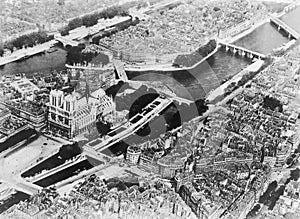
[224, 57, 272, 97]
[173, 40, 217, 67]
[1, 31, 54, 55]
[60, 5, 130, 36]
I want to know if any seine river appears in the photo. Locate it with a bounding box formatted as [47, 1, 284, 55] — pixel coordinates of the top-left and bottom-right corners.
[0, 5, 300, 207]
[0, 19, 294, 101]
[281, 6, 300, 34]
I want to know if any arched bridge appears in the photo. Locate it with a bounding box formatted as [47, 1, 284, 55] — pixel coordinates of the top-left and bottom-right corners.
[54, 35, 80, 47]
[218, 41, 267, 60]
[270, 16, 300, 40]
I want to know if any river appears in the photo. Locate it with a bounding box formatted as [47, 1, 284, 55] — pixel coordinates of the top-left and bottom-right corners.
[0, 47, 67, 78]
[0, 20, 293, 102]
[127, 50, 251, 100]
[0, 11, 294, 157]
[1, 6, 300, 213]
[234, 22, 290, 55]
[281, 6, 300, 34]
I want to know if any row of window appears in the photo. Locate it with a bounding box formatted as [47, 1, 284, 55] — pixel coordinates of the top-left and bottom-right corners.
[51, 96, 73, 112]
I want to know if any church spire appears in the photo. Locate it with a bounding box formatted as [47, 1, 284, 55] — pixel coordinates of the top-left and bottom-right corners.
[84, 72, 96, 104]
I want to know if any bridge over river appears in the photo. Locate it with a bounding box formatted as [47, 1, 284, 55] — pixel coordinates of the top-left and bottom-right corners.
[87, 96, 173, 152]
[270, 16, 300, 40]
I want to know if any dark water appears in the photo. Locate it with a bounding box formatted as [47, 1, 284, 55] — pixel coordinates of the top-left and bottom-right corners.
[234, 22, 290, 55]
[0, 191, 29, 214]
[0, 128, 37, 153]
[0, 21, 292, 101]
[0, 47, 67, 77]
[102, 99, 204, 156]
[22, 152, 77, 178]
[127, 50, 251, 100]
[34, 159, 95, 187]
[281, 7, 300, 34]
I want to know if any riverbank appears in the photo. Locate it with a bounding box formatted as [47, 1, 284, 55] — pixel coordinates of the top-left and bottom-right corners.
[206, 31, 299, 104]
[124, 45, 219, 72]
[205, 59, 265, 103]
[0, 41, 57, 67]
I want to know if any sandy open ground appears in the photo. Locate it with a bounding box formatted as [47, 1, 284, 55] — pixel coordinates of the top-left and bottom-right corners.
[0, 135, 63, 176]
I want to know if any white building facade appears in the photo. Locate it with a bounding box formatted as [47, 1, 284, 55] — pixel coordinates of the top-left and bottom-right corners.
[48, 88, 115, 139]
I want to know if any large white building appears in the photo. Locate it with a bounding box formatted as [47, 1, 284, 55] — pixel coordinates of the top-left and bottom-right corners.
[10, 78, 39, 100]
[48, 87, 115, 139]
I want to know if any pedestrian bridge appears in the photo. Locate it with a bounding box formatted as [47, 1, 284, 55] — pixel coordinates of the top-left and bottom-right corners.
[219, 41, 267, 60]
[270, 16, 300, 40]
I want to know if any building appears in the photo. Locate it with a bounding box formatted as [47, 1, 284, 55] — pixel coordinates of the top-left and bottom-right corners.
[126, 145, 141, 165]
[139, 152, 159, 173]
[10, 78, 39, 100]
[179, 183, 205, 219]
[0, 107, 10, 123]
[179, 182, 224, 219]
[48, 85, 114, 139]
[194, 156, 213, 175]
[157, 155, 185, 179]
[0, 108, 11, 142]
[175, 172, 194, 192]
[66, 63, 115, 91]
[2, 100, 47, 130]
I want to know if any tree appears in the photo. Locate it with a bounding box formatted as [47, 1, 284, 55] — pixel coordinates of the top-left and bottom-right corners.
[68, 17, 83, 30]
[58, 142, 82, 159]
[60, 28, 69, 36]
[82, 14, 98, 27]
[5, 43, 14, 52]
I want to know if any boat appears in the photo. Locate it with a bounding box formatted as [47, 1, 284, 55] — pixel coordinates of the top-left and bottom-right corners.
[17, 55, 30, 62]
[47, 47, 58, 53]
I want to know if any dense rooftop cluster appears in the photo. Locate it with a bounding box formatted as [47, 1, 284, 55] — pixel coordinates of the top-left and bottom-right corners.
[253, 45, 300, 100]
[100, 0, 267, 57]
[0, 116, 27, 136]
[226, 90, 296, 165]
[7, 174, 196, 219]
[5, 100, 47, 116]
[16, 188, 59, 216]
[1, 0, 161, 40]
[1, 19, 37, 38]
[1, 1, 300, 218]
[176, 160, 270, 218]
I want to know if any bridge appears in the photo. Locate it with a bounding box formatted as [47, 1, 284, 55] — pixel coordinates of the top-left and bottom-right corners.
[219, 41, 267, 60]
[91, 96, 173, 151]
[270, 16, 300, 40]
[65, 63, 113, 71]
[112, 59, 128, 82]
[14, 181, 42, 196]
[54, 35, 80, 47]
[170, 96, 193, 105]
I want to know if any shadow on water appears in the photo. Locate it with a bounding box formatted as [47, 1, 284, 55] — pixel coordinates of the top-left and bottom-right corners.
[127, 50, 251, 101]
[33, 157, 102, 188]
